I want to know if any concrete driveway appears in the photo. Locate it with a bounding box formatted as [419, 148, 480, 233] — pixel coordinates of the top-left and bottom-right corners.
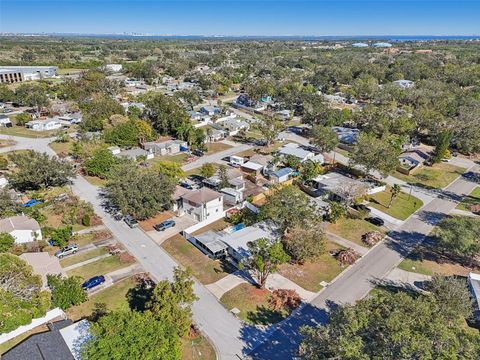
[145, 215, 197, 245]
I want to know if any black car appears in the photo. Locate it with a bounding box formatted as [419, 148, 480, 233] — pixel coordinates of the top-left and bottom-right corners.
[192, 149, 204, 157]
[366, 217, 385, 226]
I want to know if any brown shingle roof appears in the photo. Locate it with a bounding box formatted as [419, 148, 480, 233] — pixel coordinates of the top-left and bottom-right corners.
[181, 187, 222, 205]
[0, 215, 40, 233]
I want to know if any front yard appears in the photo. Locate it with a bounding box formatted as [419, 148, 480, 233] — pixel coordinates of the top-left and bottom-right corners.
[60, 247, 109, 268]
[327, 217, 385, 246]
[206, 142, 232, 154]
[161, 234, 235, 284]
[67, 254, 135, 280]
[0, 126, 57, 138]
[393, 162, 466, 189]
[368, 186, 424, 220]
[220, 283, 287, 325]
[278, 242, 345, 292]
[456, 186, 480, 212]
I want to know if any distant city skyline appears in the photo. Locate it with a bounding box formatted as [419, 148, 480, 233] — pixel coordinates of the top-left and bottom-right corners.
[1, 1, 479, 36]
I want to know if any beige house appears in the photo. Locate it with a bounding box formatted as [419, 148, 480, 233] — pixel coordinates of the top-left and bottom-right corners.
[19, 252, 65, 288]
[0, 215, 42, 244]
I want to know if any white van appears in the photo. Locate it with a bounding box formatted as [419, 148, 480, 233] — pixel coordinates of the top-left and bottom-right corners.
[229, 156, 245, 167]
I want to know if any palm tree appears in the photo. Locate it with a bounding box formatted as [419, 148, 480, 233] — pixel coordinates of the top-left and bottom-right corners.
[388, 184, 401, 208]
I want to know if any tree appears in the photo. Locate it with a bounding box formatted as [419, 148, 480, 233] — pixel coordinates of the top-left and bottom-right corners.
[435, 216, 480, 265]
[14, 112, 32, 126]
[0, 233, 15, 252]
[83, 148, 119, 179]
[282, 225, 327, 263]
[253, 115, 285, 146]
[0, 254, 51, 333]
[326, 201, 347, 223]
[48, 226, 73, 247]
[47, 274, 87, 310]
[80, 95, 124, 132]
[156, 161, 185, 181]
[14, 83, 50, 116]
[262, 185, 319, 232]
[301, 289, 480, 359]
[310, 125, 339, 153]
[199, 163, 216, 178]
[7, 151, 75, 191]
[332, 180, 368, 206]
[268, 289, 301, 313]
[243, 238, 290, 288]
[103, 120, 141, 147]
[218, 165, 229, 188]
[106, 164, 175, 220]
[388, 184, 401, 208]
[81, 310, 182, 360]
[432, 129, 452, 163]
[147, 267, 197, 337]
[350, 133, 401, 177]
[301, 160, 323, 181]
[0, 188, 19, 218]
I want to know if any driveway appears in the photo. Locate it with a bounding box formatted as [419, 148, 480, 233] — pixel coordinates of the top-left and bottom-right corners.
[145, 215, 197, 245]
[181, 143, 253, 171]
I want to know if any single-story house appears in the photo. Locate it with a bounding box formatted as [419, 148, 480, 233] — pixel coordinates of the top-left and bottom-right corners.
[188, 111, 202, 121]
[270, 167, 294, 184]
[26, 119, 63, 132]
[203, 168, 245, 192]
[468, 272, 480, 325]
[332, 126, 360, 145]
[181, 187, 224, 222]
[105, 63, 123, 72]
[221, 222, 279, 262]
[279, 143, 314, 163]
[206, 128, 227, 142]
[215, 114, 237, 124]
[142, 139, 188, 156]
[200, 106, 220, 116]
[241, 161, 264, 175]
[190, 230, 228, 259]
[117, 147, 154, 160]
[0, 114, 12, 127]
[57, 113, 82, 124]
[222, 118, 250, 136]
[398, 149, 430, 169]
[2, 319, 91, 360]
[0, 215, 42, 243]
[303, 172, 385, 202]
[19, 252, 65, 288]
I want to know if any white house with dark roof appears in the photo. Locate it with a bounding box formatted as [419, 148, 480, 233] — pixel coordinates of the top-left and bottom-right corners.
[181, 187, 224, 222]
[0, 215, 42, 243]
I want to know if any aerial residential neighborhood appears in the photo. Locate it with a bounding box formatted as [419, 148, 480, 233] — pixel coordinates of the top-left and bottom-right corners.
[0, 1, 480, 360]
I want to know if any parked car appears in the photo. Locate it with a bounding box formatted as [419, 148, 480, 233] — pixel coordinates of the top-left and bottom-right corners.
[192, 149, 204, 157]
[124, 215, 138, 228]
[352, 204, 371, 213]
[21, 199, 43, 208]
[3, 108, 13, 113]
[366, 217, 385, 226]
[154, 219, 176, 232]
[55, 244, 79, 258]
[113, 212, 123, 221]
[82, 275, 105, 290]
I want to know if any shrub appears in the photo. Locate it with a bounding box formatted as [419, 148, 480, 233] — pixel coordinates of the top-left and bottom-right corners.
[82, 214, 91, 226]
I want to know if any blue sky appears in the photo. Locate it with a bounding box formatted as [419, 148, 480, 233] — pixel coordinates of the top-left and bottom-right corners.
[0, 1, 479, 36]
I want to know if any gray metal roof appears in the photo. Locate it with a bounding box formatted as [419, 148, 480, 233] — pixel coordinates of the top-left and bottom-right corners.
[195, 231, 228, 253]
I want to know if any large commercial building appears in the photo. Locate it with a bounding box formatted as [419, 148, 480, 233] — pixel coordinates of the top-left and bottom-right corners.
[0, 66, 57, 83]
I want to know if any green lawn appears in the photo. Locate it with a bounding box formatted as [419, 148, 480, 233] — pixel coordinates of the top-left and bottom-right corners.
[368, 186, 424, 220]
[67, 255, 134, 280]
[393, 163, 466, 189]
[84, 175, 107, 187]
[181, 336, 216, 360]
[152, 153, 189, 165]
[60, 247, 108, 268]
[220, 283, 287, 325]
[66, 276, 136, 321]
[206, 142, 232, 154]
[327, 217, 385, 246]
[49, 141, 72, 155]
[0, 126, 57, 138]
[456, 187, 480, 211]
[279, 242, 345, 292]
[162, 234, 235, 284]
[397, 258, 434, 276]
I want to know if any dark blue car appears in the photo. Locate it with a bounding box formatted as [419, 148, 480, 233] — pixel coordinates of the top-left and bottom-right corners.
[21, 199, 43, 208]
[82, 275, 105, 290]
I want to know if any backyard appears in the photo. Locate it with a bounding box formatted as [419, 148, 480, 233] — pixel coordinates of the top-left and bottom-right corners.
[278, 242, 345, 292]
[161, 234, 235, 284]
[393, 162, 466, 189]
[327, 216, 385, 246]
[220, 283, 287, 325]
[368, 186, 424, 220]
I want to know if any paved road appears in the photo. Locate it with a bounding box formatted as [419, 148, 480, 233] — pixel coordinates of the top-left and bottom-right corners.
[182, 143, 253, 171]
[249, 164, 480, 359]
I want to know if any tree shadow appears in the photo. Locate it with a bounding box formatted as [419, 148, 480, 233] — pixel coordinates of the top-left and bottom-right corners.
[414, 210, 446, 226]
[241, 302, 333, 359]
[369, 277, 425, 298]
[246, 306, 286, 326]
[126, 277, 155, 312]
[384, 230, 429, 258]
